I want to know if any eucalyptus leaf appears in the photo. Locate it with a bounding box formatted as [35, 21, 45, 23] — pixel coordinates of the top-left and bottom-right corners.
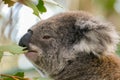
[14, 72, 24, 77]
[36, 0, 47, 13]
[23, 0, 41, 17]
[116, 43, 120, 55]
[0, 52, 3, 62]
[2, 0, 15, 7]
[0, 44, 24, 55]
[0, 72, 27, 80]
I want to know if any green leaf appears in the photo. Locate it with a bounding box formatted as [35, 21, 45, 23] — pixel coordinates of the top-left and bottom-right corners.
[20, 0, 47, 17]
[0, 52, 3, 62]
[14, 72, 24, 77]
[0, 44, 24, 62]
[0, 44, 24, 55]
[2, 0, 48, 17]
[0, 72, 25, 80]
[93, 0, 116, 12]
[2, 77, 13, 80]
[36, 0, 47, 13]
[23, 0, 40, 17]
[2, 0, 15, 7]
[116, 43, 120, 55]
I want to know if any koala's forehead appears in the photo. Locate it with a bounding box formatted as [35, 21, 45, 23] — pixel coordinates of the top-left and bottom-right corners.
[31, 21, 55, 31]
[30, 11, 92, 32]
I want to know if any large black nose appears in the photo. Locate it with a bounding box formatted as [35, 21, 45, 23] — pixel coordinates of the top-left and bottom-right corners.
[19, 30, 33, 47]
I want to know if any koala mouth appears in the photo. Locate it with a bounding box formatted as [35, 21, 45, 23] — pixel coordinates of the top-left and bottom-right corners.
[22, 43, 40, 59]
[23, 47, 29, 51]
[23, 47, 38, 62]
[23, 47, 37, 54]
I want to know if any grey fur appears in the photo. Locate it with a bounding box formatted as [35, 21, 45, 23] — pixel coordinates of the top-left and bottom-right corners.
[22, 11, 120, 80]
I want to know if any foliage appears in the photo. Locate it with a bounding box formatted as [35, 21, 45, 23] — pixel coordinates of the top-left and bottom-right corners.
[0, 44, 24, 55]
[93, 0, 117, 16]
[0, 72, 52, 80]
[0, 72, 29, 80]
[0, 44, 24, 61]
[0, 52, 3, 62]
[116, 43, 120, 55]
[2, 0, 15, 7]
[36, 0, 47, 13]
[2, 0, 47, 17]
[93, 0, 116, 10]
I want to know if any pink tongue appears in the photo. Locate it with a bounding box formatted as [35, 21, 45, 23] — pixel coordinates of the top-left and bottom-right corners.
[25, 52, 38, 61]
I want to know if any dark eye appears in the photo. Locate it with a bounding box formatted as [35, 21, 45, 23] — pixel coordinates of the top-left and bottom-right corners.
[43, 35, 51, 39]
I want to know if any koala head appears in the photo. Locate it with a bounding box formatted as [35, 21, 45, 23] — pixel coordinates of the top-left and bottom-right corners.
[19, 11, 119, 77]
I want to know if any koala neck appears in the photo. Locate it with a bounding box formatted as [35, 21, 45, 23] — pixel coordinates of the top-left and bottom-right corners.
[49, 52, 120, 80]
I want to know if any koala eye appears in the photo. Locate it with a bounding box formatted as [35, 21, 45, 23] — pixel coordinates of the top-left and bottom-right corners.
[43, 35, 51, 39]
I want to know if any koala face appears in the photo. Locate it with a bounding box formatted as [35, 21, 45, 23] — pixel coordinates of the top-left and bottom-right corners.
[19, 11, 119, 77]
[22, 14, 78, 75]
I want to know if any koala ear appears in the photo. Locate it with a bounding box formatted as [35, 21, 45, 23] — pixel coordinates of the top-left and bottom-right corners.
[75, 18, 98, 32]
[72, 18, 119, 56]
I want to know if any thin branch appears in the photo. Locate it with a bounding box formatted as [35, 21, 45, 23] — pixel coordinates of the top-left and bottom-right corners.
[0, 74, 29, 80]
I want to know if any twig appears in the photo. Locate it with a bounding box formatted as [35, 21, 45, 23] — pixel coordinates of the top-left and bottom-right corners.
[0, 74, 29, 80]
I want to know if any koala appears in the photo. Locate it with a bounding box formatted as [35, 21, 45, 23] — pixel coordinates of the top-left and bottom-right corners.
[19, 11, 120, 80]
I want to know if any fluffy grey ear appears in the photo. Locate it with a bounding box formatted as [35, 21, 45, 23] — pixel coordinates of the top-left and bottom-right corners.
[73, 17, 119, 56]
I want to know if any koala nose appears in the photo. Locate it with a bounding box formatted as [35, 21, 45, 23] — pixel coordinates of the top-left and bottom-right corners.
[19, 30, 33, 47]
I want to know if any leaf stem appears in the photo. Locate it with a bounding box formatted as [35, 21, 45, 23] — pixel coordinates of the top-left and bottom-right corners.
[0, 74, 29, 80]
